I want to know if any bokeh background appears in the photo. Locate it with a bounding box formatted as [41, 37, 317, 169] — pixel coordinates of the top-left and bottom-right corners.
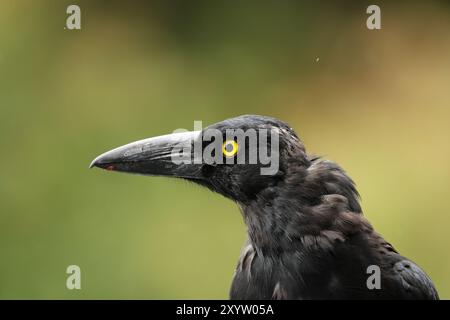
[0, 0, 449, 299]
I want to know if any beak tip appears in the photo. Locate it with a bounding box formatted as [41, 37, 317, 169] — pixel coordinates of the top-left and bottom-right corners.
[89, 158, 98, 169]
[89, 154, 115, 170]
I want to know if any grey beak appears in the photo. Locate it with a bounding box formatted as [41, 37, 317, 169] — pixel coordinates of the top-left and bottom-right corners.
[90, 131, 204, 179]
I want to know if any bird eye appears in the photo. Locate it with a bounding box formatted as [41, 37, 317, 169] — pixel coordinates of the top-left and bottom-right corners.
[222, 140, 238, 158]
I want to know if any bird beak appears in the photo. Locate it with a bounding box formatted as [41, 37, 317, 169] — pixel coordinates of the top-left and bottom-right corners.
[90, 131, 204, 179]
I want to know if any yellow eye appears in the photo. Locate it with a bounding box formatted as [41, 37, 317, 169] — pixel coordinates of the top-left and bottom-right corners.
[222, 140, 238, 157]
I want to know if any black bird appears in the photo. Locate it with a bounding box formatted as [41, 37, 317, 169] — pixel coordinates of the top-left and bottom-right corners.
[90, 115, 438, 300]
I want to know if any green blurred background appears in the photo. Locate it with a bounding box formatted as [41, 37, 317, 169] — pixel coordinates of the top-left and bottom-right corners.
[0, 0, 449, 299]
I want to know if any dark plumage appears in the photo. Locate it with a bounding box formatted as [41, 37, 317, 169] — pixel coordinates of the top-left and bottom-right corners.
[91, 115, 438, 300]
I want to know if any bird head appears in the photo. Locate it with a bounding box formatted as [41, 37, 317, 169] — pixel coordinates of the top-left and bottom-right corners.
[90, 115, 309, 203]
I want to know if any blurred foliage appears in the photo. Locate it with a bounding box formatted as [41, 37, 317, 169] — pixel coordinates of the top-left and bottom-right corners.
[0, 1, 449, 299]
